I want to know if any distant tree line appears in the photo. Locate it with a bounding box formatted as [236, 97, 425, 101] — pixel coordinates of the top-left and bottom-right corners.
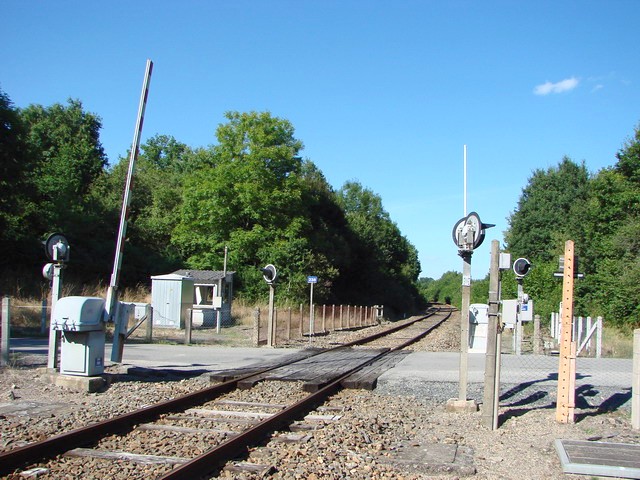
[420, 126, 640, 329]
[0, 89, 424, 317]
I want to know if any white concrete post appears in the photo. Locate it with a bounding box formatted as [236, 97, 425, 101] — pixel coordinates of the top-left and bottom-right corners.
[596, 316, 603, 358]
[577, 317, 583, 348]
[1, 296, 10, 366]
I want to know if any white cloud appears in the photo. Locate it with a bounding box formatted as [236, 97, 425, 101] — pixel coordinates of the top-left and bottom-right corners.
[533, 77, 579, 95]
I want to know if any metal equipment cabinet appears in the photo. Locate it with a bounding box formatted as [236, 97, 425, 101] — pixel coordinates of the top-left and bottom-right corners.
[150, 273, 195, 328]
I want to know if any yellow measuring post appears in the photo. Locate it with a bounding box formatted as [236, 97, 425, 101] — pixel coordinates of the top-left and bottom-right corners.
[556, 240, 576, 423]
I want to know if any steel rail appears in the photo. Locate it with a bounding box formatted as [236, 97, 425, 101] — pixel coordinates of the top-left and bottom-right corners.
[158, 309, 452, 479]
[0, 307, 447, 475]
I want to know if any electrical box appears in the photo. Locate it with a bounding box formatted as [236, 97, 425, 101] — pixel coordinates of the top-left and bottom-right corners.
[499, 253, 511, 270]
[468, 303, 489, 353]
[52, 296, 105, 332]
[520, 300, 534, 322]
[52, 296, 106, 376]
[60, 330, 105, 376]
[501, 299, 518, 328]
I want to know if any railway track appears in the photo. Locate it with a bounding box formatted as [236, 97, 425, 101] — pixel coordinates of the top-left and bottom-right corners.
[0, 306, 452, 478]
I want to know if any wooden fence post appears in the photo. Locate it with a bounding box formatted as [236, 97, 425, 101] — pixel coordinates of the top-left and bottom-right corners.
[254, 307, 260, 346]
[322, 305, 326, 333]
[533, 314, 542, 354]
[286, 307, 291, 340]
[331, 305, 335, 331]
[299, 304, 304, 337]
[273, 307, 278, 346]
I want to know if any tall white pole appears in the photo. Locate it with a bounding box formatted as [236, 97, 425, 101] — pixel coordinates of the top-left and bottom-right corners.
[108, 59, 153, 363]
[463, 144, 467, 216]
[106, 59, 154, 323]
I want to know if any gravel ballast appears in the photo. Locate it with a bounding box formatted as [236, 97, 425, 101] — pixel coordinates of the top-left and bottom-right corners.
[1, 312, 637, 479]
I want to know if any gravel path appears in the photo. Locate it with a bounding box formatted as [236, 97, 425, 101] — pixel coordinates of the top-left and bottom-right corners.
[1, 312, 637, 479]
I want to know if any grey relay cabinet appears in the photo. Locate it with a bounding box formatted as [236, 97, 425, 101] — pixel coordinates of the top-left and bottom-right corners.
[51, 296, 106, 376]
[150, 273, 195, 328]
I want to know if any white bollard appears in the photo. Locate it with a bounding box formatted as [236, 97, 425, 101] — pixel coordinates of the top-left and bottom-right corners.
[596, 316, 603, 358]
[1, 296, 10, 366]
[633, 329, 639, 430]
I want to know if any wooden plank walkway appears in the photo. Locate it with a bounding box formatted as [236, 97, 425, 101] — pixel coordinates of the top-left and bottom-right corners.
[209, 349, 323, 382]
[218, 347, 395, 391]
[341, 351, 411, 390]
[555, 439, 640, 479]
[237, 348, 388, 391]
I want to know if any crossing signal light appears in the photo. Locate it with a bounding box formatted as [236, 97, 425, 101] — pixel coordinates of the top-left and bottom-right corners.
[513, 258, 531, 277]
[262, 264, 278, 284]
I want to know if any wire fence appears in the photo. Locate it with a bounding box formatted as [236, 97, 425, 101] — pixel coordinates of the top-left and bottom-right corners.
[0, 295, 383, 350]
[253, 304, 381, 346]
[498, 315, 634, 414]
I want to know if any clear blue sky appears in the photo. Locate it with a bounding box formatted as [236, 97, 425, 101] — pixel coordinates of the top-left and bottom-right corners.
[2, 1, 639, 279]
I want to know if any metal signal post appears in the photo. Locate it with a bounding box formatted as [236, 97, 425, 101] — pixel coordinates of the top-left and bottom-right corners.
[450, 212, 494, 409]
[262, 265, 278, 347]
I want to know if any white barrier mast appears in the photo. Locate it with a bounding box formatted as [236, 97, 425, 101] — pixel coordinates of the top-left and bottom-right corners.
[106, 59, 153, 361]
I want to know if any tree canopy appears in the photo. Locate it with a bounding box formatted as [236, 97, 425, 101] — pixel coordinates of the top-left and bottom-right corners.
[502, 133, 640, 327]
[0, 95, 424, 317]
[4, 84, 639, 326]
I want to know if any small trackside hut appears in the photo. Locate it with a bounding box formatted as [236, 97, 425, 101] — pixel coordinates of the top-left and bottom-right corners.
[151, 270, 234, 329]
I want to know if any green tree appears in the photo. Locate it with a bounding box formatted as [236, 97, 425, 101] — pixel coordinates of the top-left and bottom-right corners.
[19, 100, 108, 259]
[173, 111, 342, 302]
[96, 135, 193, 284]
[582, 127, 640, 327]
[21, 100, 107, 225]
[0, 89, 36, 269]
[505, 157, 590, 262]
[419, 271, 462, 307]
[336, 181, 423, 315]
[0, 96, 110, 285]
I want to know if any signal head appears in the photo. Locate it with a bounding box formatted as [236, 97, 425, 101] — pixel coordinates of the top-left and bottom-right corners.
[261, 264, 278, 284]
[513, 257, 532, 277]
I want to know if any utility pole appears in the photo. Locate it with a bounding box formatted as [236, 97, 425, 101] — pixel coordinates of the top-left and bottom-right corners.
[482, 240, 501, 429]
[459, 250, 472, 401]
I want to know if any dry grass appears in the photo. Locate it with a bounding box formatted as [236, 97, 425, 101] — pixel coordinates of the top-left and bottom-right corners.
[601, 326, 634, 358]
[4, 283, 151, 331]
[231, 299, 266, 326]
